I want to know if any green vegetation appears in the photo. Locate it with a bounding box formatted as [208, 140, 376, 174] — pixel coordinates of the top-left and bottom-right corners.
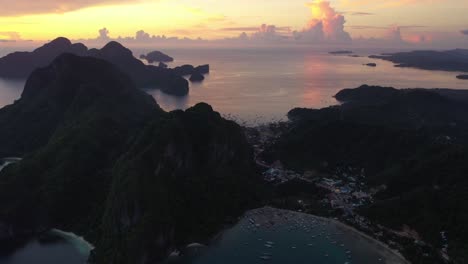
[266, 85, 468, 263]
[0, 54, 263, 263]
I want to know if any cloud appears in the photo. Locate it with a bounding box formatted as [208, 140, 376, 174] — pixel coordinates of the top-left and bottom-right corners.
[98, 28, 110, 41]
[221, 26, 291, 32]
[251, 24, 284, 41]
[385, 26, 404, 42]
[135, 30, 151, 41]
[0, 31, 22, 41]
[339, 0, 444, 9]
[462, 30, 468, 36]
[217, 24, 291, 43]
[350, 12, 374, 16]
[0, 0, 136, 16]
[296, 1, 351, 43]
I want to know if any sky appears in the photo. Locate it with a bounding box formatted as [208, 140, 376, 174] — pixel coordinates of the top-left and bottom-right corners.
[0, 0, 467, 48]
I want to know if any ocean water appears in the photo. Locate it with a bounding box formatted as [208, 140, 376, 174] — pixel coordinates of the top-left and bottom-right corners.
[142, 47, 468, 124]
[0, 159, 92, 264]
[1, 46, 467, 124]
[172, 207, 407, 264]
[0, 235, 88, 264]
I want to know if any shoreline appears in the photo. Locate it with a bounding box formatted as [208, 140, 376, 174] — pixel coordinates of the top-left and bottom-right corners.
[317, 216, 411, 264]
[268, 207, 411, 264]
[241, 206, 411, 264]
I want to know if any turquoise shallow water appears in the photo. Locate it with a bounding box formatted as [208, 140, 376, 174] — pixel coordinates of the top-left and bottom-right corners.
[173, 207, 407, 264]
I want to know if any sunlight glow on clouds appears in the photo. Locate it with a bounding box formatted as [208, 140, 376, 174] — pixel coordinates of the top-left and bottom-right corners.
[0, 0, 466, 48]
[0, 0, 139, 16]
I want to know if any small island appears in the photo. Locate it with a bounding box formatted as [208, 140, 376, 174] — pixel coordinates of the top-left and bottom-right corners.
[456, 74, 468, 80]
[364, 63, 377, 67]
[329, 50, 353, 55]
[369, 49, 468, 72]
[189, 72, 205, 82]
[140, 51, 174, 63]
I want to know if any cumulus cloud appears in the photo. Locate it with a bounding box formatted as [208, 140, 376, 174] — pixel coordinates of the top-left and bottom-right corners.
[0, 0, 135, 16]
[386, 26, 403, 42]
[251, 24, 289, 41]
[220, 24, 291, 42]
[98, 27, 110, 41]
[135, 30, 151, 41]
[296, 1, 351, 43]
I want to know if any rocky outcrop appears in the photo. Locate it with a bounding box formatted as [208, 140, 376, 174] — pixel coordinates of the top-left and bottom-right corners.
[140, 51, 174, 63]
[195, 64, 210, 74]
[173, 64, 195, 76]
[174, 64, 210, 83]
[189, 72, 205, 82]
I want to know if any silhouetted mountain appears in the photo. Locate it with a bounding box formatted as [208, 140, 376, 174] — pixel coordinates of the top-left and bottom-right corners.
[189, 72, 205, 82]
[195, 64, 210, 74]
[370, 49, 468, 72]
[0, 54, 261, 263]
[457, 74, 468, 80]
[265, 85, 468, 263]
[174, 64, 195, 76]
[89, 41, 188, 96]
[0, 53, 158, 157]
[0, 38, 191, 96]
[140, 51, 174, 63]
[0, 37, 88, 78]
[329, 50, 353, 55]
[92, 103, 260, 263]
[174, 64, 210, 76]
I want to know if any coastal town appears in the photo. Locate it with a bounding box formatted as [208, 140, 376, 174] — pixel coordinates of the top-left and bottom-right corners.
[245, 123, 450, 264]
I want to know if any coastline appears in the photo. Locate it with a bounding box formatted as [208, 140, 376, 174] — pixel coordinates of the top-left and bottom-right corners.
[238, 207, 410, 264]
[49, 229, 95, 258]
[321, 216, 410, 264]
[268, 207, 411, 264]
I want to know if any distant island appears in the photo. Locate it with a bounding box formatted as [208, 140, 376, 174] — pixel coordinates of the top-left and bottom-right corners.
[0, 37, 211, 96]
[329, 50, 353, 55]
[369, 49, 468, 72]
[140, 51, 174, 63]
[364, 63, 377, 67]
[456, 74, 468, 80]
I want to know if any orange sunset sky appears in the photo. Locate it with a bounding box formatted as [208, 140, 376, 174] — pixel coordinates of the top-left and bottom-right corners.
[0, 0, 467, 47]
